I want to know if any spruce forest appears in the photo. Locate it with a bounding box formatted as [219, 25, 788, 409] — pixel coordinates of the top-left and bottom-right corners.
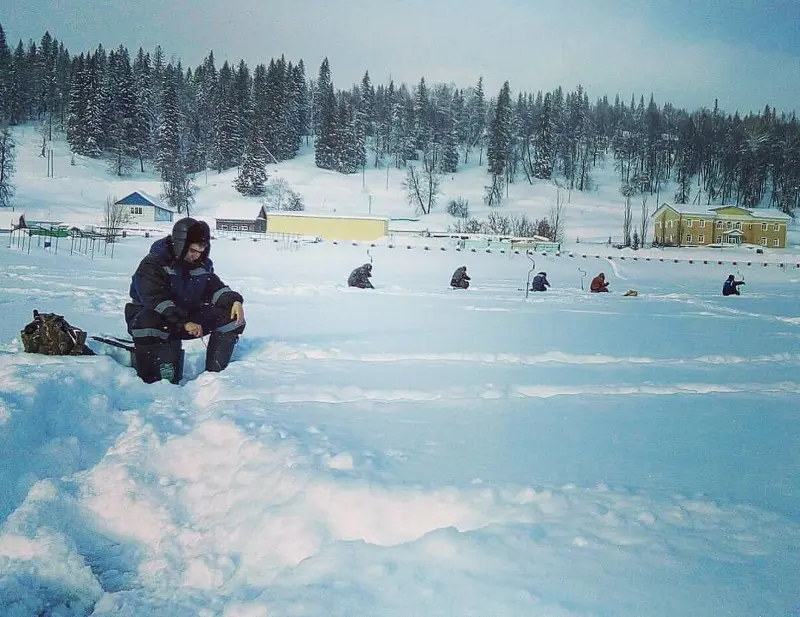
[0, 26, 798, 219]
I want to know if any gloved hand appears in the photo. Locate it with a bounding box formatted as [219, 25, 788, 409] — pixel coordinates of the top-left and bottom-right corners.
[230, 301, 245, 325]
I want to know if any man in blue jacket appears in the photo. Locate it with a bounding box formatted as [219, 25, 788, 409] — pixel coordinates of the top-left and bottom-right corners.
[531, 271, 550, 292]
[722, 274, 745, 296]
[125, 217, 246, 383]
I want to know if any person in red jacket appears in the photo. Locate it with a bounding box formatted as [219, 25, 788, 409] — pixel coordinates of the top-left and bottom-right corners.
[590, 272, 610, 293]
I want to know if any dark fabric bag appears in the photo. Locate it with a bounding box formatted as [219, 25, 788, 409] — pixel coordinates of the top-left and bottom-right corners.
[20, 310, 93, 356]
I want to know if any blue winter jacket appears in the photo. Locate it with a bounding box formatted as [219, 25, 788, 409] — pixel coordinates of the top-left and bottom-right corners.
[128, 237, 242, 328]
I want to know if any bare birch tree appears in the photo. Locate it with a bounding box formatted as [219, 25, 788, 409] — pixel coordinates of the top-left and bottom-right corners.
[548, 186, 566, 242]
[0, 126, 16, 208]
[639, 190, 650, 247]
[403, 156, 440, 215]
[104, 196, 131, 243]
[620, 183, 636, 247]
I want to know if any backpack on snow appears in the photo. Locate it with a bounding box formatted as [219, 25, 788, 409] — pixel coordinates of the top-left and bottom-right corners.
[20, 310, 93, 356]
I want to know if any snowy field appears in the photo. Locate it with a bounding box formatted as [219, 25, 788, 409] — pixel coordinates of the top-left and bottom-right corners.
[1, 234, 799, 617]
[1, 124, 799, 616]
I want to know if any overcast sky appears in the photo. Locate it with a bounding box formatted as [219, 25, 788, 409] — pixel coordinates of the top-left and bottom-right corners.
[3, 0, 799, 115]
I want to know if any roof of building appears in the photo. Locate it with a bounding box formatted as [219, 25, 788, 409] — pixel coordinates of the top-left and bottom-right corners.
[653, 202, 792, 221]
[214, 203, 267, 220]
[267, 211, 389, 222]
[115, 190, 174, 212]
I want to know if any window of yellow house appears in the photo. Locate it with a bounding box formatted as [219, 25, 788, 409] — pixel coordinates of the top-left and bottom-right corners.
[716, 221, 723, 229]
[725, 221, 732, 229]
[748, 223, 753, 230]
[773, 223, 780, 231]
[762, 222, 767, 231]
[715, 235, 721, 242]
[686, 234, 692, 243]
[699, 220, 706, 228]
[761, 237, 767, 245]
[699, 234, 705, 243]
[735, 222, 741, 230]
[668, 220, 674, 228]
[773, 238, 779, 247]
[686, 219, 693, 227]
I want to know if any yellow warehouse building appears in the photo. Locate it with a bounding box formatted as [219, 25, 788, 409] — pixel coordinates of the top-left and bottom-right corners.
[266, 212, 389, 242]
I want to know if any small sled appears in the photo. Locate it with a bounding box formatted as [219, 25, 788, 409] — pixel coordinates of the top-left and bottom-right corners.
[89, 334, 136, 367]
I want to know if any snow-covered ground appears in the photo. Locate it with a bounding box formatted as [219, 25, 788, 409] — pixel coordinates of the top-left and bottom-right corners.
[1, 126, 799, 616]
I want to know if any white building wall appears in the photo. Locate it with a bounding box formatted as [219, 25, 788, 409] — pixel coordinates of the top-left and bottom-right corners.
[126, 205, 156, 224]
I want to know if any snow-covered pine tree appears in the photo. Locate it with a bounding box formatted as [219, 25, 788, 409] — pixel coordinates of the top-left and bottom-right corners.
[262, 57, 284, 162]
[466, 77, 486, 165]
[334, 97, 360, 173]
[288, 60, 308, 153]
[412, 76, 429, 153]
[314, 81, 337, 170]
[53, 42, 71, 129]
[451, 88, 469, 165]
[358, 71, 376, 165]
[132, 48, 154, 172]
[373, 81, 393, 164]
[234, 126, 268, 195]
[533, 92, 555, 179]
[312, 58, 331, 139]
[189, 51, 217, 173]
[105, 45, 138, 176]
[66, 53, 88, 152]
[486, 81, 512, 205]
[387, 83, 408, 168]
[212, 61, 241, 172]
[401, 94, 417, 162]
[156, 64, 183, 182]
[235, 63, 268, 195]
[0, 24, 12, 121]
[159, 64, 195, 215]
[82, 49, 106, 157]
[275, 58, 295, 160]
[9, 41, 31, 124]
[181, 67, 204, 174]
[440, 126, 459, 174]
[232, 60, 252, 162]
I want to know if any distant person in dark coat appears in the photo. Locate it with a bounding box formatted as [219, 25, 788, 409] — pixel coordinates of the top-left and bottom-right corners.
[722, 274, 745, 296]
[590, 272, 610, 293]
[450, 266, 471, 289]
[531, 271, 550, 292]
[348, 263, 374, 289]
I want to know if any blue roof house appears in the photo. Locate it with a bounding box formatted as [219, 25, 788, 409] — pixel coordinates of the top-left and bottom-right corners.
[115, 191, 174, 223]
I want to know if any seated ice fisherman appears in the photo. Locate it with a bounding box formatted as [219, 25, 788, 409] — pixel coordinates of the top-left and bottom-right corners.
[125, 217, 246, 384]
[531, 271, 550, 291]
[590, 272, 609, 293]
[348, 263, 374, 289]
[450, 266, 471, 289]
[722, 274, 745, 296]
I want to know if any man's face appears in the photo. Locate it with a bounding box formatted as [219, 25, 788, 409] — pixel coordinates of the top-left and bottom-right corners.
[185, 242, 206, 263]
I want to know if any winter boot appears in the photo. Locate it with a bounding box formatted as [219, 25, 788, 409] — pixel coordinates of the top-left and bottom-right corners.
[133, 340, 183, 384]
[205, 331, 239, 372]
